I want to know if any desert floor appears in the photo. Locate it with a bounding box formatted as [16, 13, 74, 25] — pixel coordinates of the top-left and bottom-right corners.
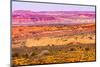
[12, 23, 96, 66]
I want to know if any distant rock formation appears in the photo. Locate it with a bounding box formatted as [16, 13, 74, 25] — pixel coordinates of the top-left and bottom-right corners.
[12, 10, 95, 26]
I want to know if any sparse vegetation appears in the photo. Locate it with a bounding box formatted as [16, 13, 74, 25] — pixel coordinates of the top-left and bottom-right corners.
[12, 23, 96, 66]
[12, 44, 96, 66]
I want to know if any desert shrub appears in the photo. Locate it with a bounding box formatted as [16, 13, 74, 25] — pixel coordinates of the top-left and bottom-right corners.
[34, 47, 38, 50]
[29, 31, 35, 34]
[31, 52, 37, 56]
[63, 39, 67, 41]
[58, 49, 61, 51]
[75, 37, 78, 40]
[22, 53, 29, 58]
[52, 44, 54, 46]
[19, 29, 22, 31]
[12, 53, 19, 57]
[85, 47, 90, 51]
[69, 48, 76, 51]
[79, 46, 82, 48]
[88, 36, 93, 39]
[47, 44, 50, 46]
[34, 37, 41, 40]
